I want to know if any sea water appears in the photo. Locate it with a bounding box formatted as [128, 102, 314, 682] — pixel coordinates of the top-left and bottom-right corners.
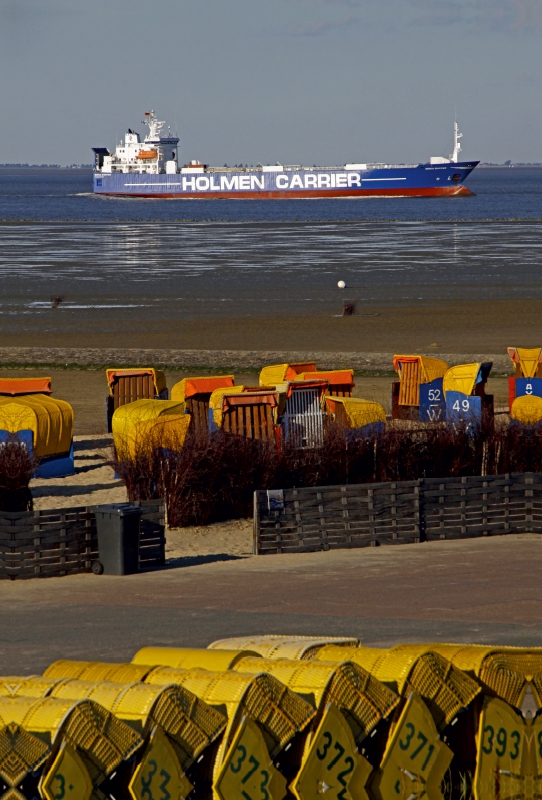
[0, 167, 541, 327]
[0, 166, 540, 222]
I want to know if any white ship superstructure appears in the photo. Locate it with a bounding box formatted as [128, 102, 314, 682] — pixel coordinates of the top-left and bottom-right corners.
[92, 111, 180, 175]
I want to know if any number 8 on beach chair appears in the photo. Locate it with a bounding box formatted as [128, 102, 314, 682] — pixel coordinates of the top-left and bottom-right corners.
[507, 347, 542, 411]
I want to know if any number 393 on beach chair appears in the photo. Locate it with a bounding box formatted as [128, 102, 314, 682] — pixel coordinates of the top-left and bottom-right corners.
[392, 356, 448, 422]
[443, 362, 494, 430]
[105, 368, 168, 433]
[507, 347, 542, 411]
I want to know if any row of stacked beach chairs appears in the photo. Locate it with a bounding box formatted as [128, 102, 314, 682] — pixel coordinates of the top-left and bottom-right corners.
[3, 348, 542, 478]
[109, 363, 387, 457]
[393, 347, 542, 427]
[110, 349, 542, 454]
[0, 365, 376, 478]
[2, 633, 541, 800]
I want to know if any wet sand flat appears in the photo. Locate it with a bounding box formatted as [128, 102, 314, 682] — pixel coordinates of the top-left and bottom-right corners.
[1, 299, 542, 354]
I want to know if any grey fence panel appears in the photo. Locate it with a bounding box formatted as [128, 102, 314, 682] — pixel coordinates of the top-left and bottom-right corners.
[254, 473, 542, 555]
[256, 481, 421, 555]
[0, 501, 166, 579]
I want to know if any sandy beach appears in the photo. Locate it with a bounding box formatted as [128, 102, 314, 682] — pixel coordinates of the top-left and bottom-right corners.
[31, 434, 254, 561]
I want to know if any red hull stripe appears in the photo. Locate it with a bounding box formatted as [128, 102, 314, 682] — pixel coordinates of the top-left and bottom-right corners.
[100, 185, 474, 200]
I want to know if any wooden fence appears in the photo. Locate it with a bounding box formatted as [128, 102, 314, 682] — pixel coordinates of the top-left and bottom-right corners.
[254, 473, 542, 555]
[0, 500, 165, 580]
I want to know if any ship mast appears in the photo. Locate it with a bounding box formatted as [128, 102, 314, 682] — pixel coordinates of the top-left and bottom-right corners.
[450, 119, 463, 163]
[142, 110, 165, 142]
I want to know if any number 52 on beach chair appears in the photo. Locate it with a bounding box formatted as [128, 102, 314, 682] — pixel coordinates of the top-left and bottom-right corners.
[392, 356, 448, 422]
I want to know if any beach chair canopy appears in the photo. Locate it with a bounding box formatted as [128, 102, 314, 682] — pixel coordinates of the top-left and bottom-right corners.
[299, 369, 354, 389]
[511, 395, 542, 426]
[0, 377, 52, 396]
[393, 356, 448, 407]
[325, 396, 386, 429]
[209, 386, 245, 427]
[393, 356, 448, 384]
[105, 368, 166, 397]
[112, 399, 191, 458]
[443, 362, 492, 398]
[224, 391, 278, 411]
[0, 394, 73, 457]
[259, 362, 316, 386]
[285, 379, 328, 398]
[171, 375, 235, 404]
[507, 347, 542, 378]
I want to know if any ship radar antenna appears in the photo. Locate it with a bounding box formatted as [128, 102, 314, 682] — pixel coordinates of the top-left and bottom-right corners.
[142, 110, 165, 141]
[450, 117, 463, 163]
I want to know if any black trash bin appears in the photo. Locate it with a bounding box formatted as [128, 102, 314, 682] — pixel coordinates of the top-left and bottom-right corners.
[93, 504, 143, 575]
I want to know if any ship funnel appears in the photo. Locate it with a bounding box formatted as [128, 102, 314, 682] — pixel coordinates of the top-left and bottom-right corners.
[92, 147, 110, 169]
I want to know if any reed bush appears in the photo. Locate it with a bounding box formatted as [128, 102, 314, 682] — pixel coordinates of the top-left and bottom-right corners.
[0, 434, 36, 512]
[111, 419, 542, 527]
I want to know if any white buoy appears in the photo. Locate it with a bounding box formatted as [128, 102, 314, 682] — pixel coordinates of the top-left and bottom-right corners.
[337, 280, 346, 289]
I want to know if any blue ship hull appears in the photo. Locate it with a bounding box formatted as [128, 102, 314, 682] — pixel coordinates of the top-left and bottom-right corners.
[93, 161, 478, 199]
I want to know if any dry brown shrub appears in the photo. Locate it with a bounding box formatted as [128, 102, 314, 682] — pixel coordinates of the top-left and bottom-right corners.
[110, 418, 542, 527]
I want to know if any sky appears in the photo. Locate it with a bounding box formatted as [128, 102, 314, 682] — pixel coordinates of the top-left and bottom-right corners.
[0, 0, 541, 166]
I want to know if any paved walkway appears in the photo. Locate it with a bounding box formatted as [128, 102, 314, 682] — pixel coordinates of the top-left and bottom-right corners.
[4, 534, 542, 674]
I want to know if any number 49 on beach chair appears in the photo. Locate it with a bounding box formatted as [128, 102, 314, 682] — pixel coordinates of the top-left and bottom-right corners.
[443, 362, 493, 431]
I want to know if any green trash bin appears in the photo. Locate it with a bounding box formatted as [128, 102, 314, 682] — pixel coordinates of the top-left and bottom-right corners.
[93, 504, 143, 575]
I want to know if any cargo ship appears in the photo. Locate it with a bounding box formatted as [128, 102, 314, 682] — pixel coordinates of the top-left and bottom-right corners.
[92, 111, 478, 199]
